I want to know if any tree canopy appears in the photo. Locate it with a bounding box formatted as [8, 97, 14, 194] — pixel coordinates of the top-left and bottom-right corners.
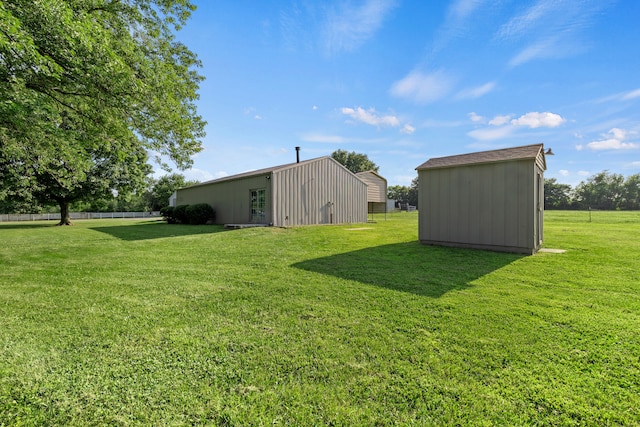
[0, 0, 205, 224]
[387, 176, 418, 208]
[331, 149, 379, 174]
[149, 173, 197, 210]
[545, 172, 640, 210]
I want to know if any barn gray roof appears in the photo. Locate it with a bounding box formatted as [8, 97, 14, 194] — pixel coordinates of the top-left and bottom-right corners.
[416, 144, 545, 170]
[181, 156, 362, 189]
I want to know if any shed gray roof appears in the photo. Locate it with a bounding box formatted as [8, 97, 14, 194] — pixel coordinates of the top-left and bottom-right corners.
[416, 144, 545, 170]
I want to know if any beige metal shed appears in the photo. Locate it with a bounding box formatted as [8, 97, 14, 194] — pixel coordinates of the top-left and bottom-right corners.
[416, 144, 547, 254]
[176, 156, 368, 227]
[355, 171, 388, 215]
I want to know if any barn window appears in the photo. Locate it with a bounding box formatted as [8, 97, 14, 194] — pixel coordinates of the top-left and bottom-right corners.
[250, 188, 266, 223]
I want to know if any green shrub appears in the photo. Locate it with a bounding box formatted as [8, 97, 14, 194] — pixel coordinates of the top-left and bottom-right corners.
[173, 205, 189, 224]
[160, 206, 177, 224]
[185, 203, 215, 225]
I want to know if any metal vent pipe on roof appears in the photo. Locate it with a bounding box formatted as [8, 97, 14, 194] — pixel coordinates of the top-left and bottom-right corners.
[295, 146, 300, 163]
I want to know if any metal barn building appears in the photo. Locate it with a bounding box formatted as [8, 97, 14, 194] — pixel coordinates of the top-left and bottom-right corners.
[355, 171, 388, 215]
[175, 156, 368, 227]
[416, 144, 547, 254]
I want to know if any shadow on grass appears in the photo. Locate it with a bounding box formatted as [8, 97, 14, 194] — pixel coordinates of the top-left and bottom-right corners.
[91, 222, 227, 241]
[293, 241, 523, 297]
[0, 222, 59, 230]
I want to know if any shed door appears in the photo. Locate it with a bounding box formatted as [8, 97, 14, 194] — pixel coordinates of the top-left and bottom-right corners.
[250, 189, 266, 223]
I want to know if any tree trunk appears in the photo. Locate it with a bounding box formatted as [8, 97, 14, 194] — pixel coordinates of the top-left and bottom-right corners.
[57, 199, 72, 226]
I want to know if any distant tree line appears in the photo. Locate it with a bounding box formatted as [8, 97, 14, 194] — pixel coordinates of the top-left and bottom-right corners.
[388, 177, 419, 208]
[0, 174, 197, 214]
[545, 171, 640, 210]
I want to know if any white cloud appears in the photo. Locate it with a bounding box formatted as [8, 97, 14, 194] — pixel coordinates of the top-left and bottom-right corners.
[468, 112, 485, 123]
[622, 88, 640, 100]
[456, 81, 496, 99]
[578, 170, 590, 177]
[468, 111, 564, 141]
[625, 161, 640, 169]
[400, 124, 415, 134]
[498, 0, 605, 66]
[184, 168, 216, 182]
[610, 128, 628, 140]
[511, 112, 565, 128]
[497, 0, 556, 39]
[508, 37, 559, 67]
[300, 133, 348, 143]
[587, 139, 638, 150]
[586, 128, 639, 151]
[575, 144, 584, 151]
[322, 0, 397, 55]
[389, 70, 454, 104]
[449, 0, 484, 21]
[595, 87, 640, 103]
[467, 126, 514, 141]
[341, 107, 400, 127]
[244, 107, 265, 120]
[489, 114, 512, 126]
[433, 0, 486, 51]
[559, 170, 569, 176]
[312, 105, 318, 110]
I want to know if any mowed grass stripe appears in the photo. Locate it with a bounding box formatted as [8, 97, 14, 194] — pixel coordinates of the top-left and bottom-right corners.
[0, 212, 638, 425]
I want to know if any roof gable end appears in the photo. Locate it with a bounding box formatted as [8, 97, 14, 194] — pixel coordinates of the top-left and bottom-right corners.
[416, 144, 545, 170]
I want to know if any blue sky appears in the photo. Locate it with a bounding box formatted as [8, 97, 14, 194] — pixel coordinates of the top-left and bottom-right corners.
[169, 0, 640, 187]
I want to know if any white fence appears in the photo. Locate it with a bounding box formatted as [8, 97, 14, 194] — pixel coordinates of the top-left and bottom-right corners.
[0, 211, 161, 222]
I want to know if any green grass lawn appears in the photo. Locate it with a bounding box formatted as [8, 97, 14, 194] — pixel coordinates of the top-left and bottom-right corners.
[1, 211, 638, 425]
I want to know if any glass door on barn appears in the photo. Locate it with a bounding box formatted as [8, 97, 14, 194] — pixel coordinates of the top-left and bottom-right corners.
[250, 189, 266, 223]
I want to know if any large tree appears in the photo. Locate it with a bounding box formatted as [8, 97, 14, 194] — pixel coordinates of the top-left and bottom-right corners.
[0, 0, 205, 224]
[331, 149, 379, 174]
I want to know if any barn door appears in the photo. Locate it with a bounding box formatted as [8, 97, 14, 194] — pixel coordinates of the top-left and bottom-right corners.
[250, 188, 266, 223]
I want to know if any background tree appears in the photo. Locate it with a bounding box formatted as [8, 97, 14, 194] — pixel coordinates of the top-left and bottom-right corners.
[387, 185, 409, 207]
[408, 176, 419, 207]
[387, 176, 418, 208]
[544, 178, 573, 209]
[573, 171, 624, 210]
[622, 174, 640, 210]
[0, 0, 206, 225]
[331, 149, 379, 174]
[149, 173, 198, 210]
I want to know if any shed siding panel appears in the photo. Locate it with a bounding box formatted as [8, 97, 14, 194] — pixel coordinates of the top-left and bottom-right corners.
[503, 161, 519, 247]
[457, 167, 470, 242]
[491, 164, 506, 246]
[426, 170, 441, 241]
[448, 168, 460, 242]
[517, 161, 533, 248]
